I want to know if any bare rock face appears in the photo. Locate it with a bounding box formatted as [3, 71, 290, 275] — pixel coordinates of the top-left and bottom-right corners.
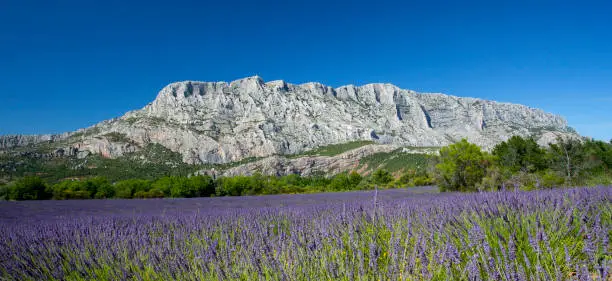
[70, 138, 139, 159]
[0, 76, 577, 164]
[0, 134, 70, 149]
[213, 144, 400, 177]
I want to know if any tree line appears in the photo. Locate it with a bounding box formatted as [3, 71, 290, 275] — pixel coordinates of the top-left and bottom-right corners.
[1, 135, 610, 200]
[0, 168, 434, 200]
[434, 136, 612, 192]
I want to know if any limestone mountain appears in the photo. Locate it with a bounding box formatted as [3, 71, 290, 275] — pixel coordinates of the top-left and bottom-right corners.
[1, 76, 575, 169]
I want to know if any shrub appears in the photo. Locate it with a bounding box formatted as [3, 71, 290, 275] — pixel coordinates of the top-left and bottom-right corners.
[476, 166, 509, 191]
[187, 175, 215, 197]
[583, 172, 612, 186]
[0, 184, 7, 200]
[398, 169, 434, 187]
[7, 176, 51, 200]
[411, 176, 434, 187]
[372, 169, 393, 185]
[114, 179, 151, 199]
[93, 178, 115, 199]
[328, 173, 351, 191]
[216, 176, 256, 196]
[539, 170, 565, 188]
[348, 171, 363, 187]
[504, 172, 540, 191]
[134, 189, 165, 198]
[435, 139, 492, 192]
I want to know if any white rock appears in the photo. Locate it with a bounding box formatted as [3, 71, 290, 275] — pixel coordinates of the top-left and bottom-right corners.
[0, 76, 578, 164]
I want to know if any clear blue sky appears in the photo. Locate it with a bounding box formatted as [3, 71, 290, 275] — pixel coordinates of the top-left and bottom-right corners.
[1, 0, 610, 141]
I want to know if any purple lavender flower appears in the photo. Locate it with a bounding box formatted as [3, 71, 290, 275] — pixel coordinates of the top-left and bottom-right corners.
[466, 254, 482, 281]
[583, 226, 596, 263]
[0, 185, 608, 280]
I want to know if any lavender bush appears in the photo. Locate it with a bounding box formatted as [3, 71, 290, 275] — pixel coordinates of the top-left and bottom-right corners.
[0, 186, 610, 280]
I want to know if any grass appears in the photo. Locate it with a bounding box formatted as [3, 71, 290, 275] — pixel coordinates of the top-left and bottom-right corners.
[290, 140, 375, 158]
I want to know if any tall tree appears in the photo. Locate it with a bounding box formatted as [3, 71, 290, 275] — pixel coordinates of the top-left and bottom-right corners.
[435, 139, 491, 192]
[548, 137, 584, 180]
[492, 136, 547, 173]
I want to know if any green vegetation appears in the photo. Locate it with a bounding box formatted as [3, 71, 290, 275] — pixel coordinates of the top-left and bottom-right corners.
[1, 139, 436, 199]
[3, 176, 51, 200]
[371, 168, 393, 185]
[200, 156, 264, 171]
[397, 168, 435, 187]
[492, 135, 547, 173]
[0, 143, 201, 183]
[435, 139, 492, 192]
[2, 175, 217, 201]
[49, 177, 113, 199]
[67, 127, 101, 140]
[2, 170, 398, 200]
[0, 183, 6, 200]
[101, 132, 131, 143]
[358, 149, 429, 173]
[4, 136, 610, 200]
[434, 136, 612, 192]
[291, 140, 374, 157]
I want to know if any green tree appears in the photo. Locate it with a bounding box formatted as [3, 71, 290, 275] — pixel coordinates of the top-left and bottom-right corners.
[547, 137, 585, 181]
[540, 170, 565, 188]
[435, 139, 491, 192]
[50, 177, 115, 200]
[398, 169, 434, 187]
[216, 176, 252, 196]
[151, 176, 175, 196]
[372, 169, 393, 185]
[168, 177, 190, 198]
[492, 136, 547, 173]
[329, 173, 351, 191]
[114, 179, 150, 199]
[89, 177, 114, 198]
[8, 176, 51, 200]
[581, 139, 612, 170]
[187, 175, 215, 197]
[348, 171, 363, 187]
[49, 180, 90, 199]
[280, 174, 304, 187]
[0, 183, 8, 200]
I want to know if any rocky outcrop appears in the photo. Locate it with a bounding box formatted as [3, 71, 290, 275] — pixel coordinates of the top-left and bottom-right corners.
[0, 76, 577, 164]
[0, 134, 70, 149]
[201, 144, 400, 177]
[69, 137, 139, 159]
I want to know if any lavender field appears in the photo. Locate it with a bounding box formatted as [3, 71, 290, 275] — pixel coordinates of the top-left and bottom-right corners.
[1, 186, 610, 281]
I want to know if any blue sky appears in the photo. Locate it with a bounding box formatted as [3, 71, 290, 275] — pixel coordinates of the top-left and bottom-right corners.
[0, 0, 610, 140]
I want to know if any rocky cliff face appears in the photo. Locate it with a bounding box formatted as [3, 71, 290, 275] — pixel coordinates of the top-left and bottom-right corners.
[0, 76, 576, 165]
[0, 134, 70, 149]
[205, 144, 401, 177]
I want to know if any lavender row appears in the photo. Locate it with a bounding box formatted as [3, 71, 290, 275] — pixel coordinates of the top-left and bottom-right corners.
[1, 186, 610, 280]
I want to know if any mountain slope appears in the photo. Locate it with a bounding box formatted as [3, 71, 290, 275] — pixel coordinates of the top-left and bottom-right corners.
[1, 76, 575, 168]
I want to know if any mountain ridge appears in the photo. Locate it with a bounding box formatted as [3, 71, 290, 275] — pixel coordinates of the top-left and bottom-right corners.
[160, 76, 559, 113]
[1, 76, 576, 167]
